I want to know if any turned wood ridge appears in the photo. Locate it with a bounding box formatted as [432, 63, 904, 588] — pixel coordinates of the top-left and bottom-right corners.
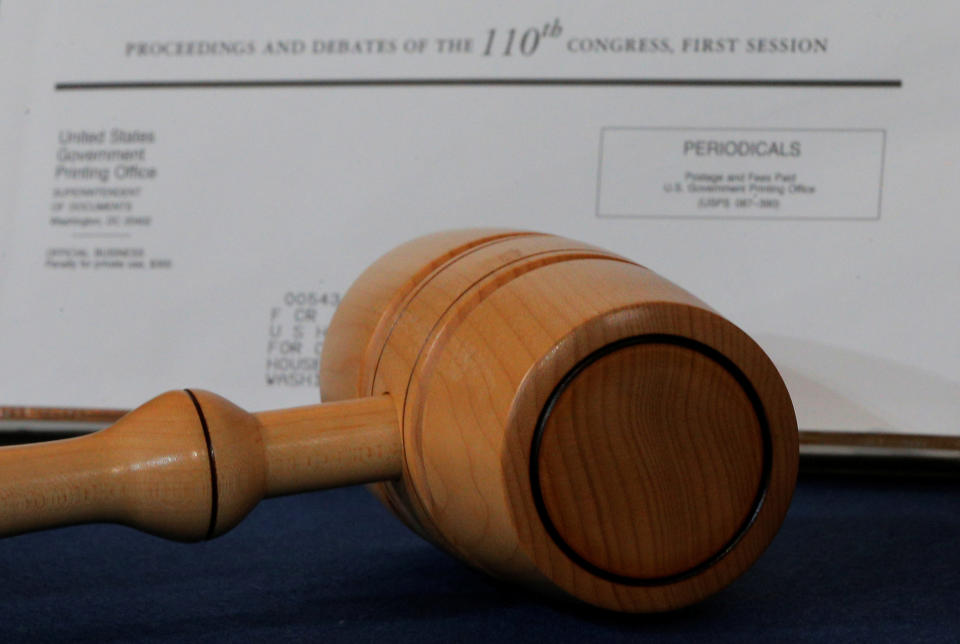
[0, 230, 798, 613]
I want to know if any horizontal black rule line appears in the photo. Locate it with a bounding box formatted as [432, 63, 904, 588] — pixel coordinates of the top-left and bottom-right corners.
[55, 78, 903, 91]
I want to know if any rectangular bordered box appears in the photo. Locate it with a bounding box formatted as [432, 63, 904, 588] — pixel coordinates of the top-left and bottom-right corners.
[596, 127, 886, 220]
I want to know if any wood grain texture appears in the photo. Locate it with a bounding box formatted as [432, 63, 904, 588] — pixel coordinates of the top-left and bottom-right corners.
[0, 391, 400, 540]
[256, 395, 400, 497]
[0, 391, 213, 539]
[320, 229, 529, 402]
[322, 230, 798, 612]
[535, 343, 764, 581]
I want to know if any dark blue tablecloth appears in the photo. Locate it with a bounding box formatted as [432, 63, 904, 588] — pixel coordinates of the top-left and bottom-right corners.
[0, 474, 957, 642]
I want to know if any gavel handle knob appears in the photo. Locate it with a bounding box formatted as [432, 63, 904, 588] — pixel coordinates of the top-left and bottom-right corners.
[0, 390, 400, 541]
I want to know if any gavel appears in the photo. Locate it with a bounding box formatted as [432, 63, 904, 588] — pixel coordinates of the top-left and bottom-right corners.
[0, 229, 797, 613]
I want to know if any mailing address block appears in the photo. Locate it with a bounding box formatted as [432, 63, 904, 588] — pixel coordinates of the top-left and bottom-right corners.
[596, 128, 885, 220]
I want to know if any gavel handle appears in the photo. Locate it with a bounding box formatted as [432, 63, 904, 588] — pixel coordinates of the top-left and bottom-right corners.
[255, 397, 401, 495]
[0, 391, 400, 540]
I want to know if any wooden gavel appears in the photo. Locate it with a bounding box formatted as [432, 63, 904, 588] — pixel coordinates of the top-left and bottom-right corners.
[0, 229, 797, 613]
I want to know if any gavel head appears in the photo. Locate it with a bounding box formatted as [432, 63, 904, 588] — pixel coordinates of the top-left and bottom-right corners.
[320, 229, 798, 612]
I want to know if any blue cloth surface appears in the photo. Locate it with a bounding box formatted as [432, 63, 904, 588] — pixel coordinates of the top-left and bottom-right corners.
[0, 474, 957, 643]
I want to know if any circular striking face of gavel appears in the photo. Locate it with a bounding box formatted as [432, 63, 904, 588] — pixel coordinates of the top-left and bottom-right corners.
[0, 229, 797, 613]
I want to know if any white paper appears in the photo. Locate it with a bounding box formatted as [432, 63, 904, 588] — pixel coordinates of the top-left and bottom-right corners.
[1, 1, 958, 435]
